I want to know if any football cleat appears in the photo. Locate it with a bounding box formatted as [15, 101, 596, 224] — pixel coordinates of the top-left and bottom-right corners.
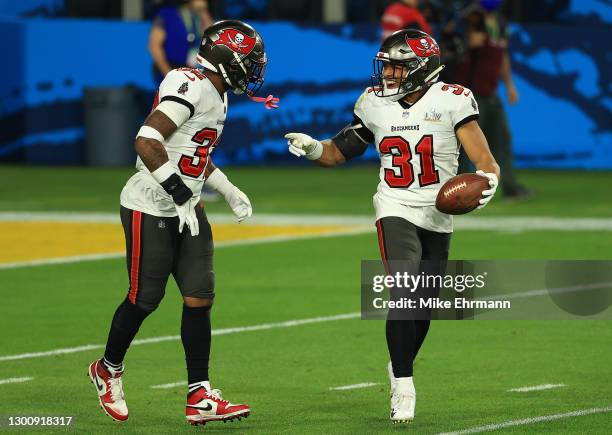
[87, 359, 128, 421]
[390, 377, 415, 424]
[186, 386, 250, 426]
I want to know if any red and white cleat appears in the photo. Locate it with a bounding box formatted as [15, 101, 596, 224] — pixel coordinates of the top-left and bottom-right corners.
[87, 359, 129, 421]
[186, 386, 250, 426]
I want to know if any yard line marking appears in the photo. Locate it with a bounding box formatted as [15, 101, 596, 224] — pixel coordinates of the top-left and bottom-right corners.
[0, 252, 124, 269]
[0, 279, 607, 362]
[0, 227, 370, 270]
[0, 312, 360, 362]
[480, 281, 612, 301]
[508, 384, 566, 392]
[329, 382, 379, 391]
[2, 212, 612, 231]
[0, 377, 33, 385]
[437, 406, 612, 435]
[151, 381, 187, 389]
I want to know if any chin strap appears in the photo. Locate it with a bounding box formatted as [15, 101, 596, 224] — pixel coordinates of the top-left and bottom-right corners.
[423, 65, 446, 84]
[249, 94, 280, 109]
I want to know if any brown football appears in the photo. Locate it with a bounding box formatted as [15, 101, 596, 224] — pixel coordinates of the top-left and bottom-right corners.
[435, 173, 489, 215]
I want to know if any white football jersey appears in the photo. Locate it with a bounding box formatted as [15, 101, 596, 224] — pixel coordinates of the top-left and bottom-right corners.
[354, 81, 479, 233]
[120, 68, 227, 217]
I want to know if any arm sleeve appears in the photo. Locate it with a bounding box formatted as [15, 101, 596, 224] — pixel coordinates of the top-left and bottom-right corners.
[451, 88, 479, 130]
[333, 113, 374, 160]
[156, 69, 203, 121]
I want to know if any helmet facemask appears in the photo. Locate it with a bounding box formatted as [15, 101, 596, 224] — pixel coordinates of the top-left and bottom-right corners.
[240, 54, 266, 96]
[371, 55, 427, 101]
[216, 53, 267, 96]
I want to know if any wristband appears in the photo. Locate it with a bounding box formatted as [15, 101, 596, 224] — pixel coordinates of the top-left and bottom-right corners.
[306, 140, 323, 160]
[159, 172, 193, 205]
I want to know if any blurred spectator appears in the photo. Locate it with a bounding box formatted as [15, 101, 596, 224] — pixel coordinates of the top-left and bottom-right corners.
[148, 0, 214, 86]
[451, 0, 532, 199]
[381, 0, 432, 39]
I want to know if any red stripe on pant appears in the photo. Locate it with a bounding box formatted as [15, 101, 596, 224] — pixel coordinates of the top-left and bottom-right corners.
[376, 219, 390, 275]
[376, 219, 387, 260]
[128, 211, 142, 304]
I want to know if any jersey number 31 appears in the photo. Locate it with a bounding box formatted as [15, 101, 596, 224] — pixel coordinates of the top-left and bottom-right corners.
[379, 135, 439, 188]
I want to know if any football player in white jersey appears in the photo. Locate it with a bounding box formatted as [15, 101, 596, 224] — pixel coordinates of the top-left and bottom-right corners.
[285, 29, 500, 423]
[88, 20, 271, 426]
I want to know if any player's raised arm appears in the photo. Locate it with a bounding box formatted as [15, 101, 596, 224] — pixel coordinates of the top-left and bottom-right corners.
[457, 120, 501, 209]
[284, 133, 343, 167]
[285, 114, 374, 167]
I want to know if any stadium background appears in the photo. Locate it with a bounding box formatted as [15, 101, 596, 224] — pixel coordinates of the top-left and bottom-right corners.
[0, 0, 610, 167]
[0, 1, 611, 434]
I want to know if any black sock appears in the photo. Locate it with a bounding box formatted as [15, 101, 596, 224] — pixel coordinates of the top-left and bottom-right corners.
[103, 298, 151, 365]
[386, 319, 416, 378]
[181, 305, 212, 384]
[414, 320, 431, 357]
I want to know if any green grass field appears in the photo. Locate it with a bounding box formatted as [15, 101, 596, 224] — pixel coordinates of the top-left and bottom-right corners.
[0, 165, 611, 434]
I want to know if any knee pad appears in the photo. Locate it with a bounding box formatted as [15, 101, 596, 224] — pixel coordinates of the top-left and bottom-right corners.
[182, 271, 215, 300]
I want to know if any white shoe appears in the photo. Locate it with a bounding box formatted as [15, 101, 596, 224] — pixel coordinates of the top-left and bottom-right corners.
[88, 359, 129, 421]
[390, 377, 415, 423]
[186, 385, 250, 425]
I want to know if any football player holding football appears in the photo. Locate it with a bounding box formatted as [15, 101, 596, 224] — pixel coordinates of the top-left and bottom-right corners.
[88, 20, 271, 425]
[285, 29, 500, 423]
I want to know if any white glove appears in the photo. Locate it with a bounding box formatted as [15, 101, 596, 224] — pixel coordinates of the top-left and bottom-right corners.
[225, 188, 252, 222]
[205, 169, 252, 222]
[175, 195, 200, 236]
[284, 132, 323, 160]
[476, 170, 498, 209]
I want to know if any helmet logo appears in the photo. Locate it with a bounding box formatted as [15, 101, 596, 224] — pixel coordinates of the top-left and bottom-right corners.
[213, 28, 256, 55]
[406, 36, 440, 57]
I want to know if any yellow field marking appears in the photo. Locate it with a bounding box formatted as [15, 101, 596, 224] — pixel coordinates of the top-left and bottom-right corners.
[0, 221, 354, 264]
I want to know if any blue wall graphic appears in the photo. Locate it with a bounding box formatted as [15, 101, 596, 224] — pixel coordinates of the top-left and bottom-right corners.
[0, 19, 610, 168]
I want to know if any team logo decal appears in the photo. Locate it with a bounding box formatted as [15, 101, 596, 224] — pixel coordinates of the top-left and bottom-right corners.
[213, 29, 256, 55]
[406, 36, 440, 57]
[177, 82, 189, 95]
